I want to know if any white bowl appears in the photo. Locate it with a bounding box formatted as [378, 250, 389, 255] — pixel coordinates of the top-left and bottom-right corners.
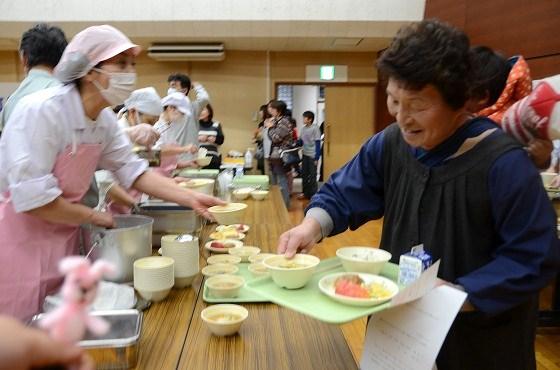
[336, 247, 392, 275]
[174, 275, 197, 288]
[232, 188, 254, 201]
[208, 203, 248, 225]
[318, 272, 399, 307]
[196, 156, 212, 167]
[207, 255, 242, 265]
[135, 287, 172, 302]
[133, 256, 175, 293]
[263, 254, 320, 289]
[201, 304, 249, 336]
[206, 274, 245, 298]
[204, 239, 244, 254]
[248, 253, 276, 264]
[541, 172, 558, 188]
[228, 246, 261, 262]
[201, 263, 239, 277]
[179, 178, 214, 195]
[250, 190, 269, 200]
[247, 263, 270, 278]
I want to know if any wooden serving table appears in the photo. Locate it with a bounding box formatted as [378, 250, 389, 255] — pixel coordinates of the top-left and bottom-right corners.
[135, 187, 358, 369]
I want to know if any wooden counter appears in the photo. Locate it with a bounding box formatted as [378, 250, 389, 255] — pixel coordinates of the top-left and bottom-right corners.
[135, 187, 358, 370]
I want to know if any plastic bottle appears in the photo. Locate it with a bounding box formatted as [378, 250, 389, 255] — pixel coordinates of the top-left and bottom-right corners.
[244, 148, 253, 169]
[217, 168, 234, 201]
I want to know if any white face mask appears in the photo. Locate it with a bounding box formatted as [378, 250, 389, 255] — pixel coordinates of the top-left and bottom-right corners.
[93, 68, 136, 106]
[167, 87, 178, 95]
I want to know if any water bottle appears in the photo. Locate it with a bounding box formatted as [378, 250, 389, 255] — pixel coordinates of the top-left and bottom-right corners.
[217, 169, 234, 201]
[244, 148, 253, 169]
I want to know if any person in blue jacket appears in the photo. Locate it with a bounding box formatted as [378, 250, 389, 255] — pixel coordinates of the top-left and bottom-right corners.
[277, 19, 560, 370]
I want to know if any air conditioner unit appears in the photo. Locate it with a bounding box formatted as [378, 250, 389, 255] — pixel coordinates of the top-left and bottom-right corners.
[147, 43, 225, 61]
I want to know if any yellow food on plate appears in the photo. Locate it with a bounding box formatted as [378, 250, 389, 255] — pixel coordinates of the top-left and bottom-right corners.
[366, 282, 393, 299]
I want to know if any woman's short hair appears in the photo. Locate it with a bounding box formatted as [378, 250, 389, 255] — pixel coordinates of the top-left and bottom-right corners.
[377, 19, 471, 110]
[268, 100, 287, 116]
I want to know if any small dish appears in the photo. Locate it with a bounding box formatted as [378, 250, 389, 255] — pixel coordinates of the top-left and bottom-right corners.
[216, 224, 250, 233]
[201, 304, 248, 336]
[207, 255, 242, 265]
[209, 231, 246, 241]
[201, 263, 239, 277]
[205, 274, 245, 298]
[204, 239, 244, 254]
[318, 272, 399, 307]
[228, 246, 261, 262]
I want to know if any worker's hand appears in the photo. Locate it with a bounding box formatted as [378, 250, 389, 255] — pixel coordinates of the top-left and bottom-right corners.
[550, 175, 560, 188]
[277, 218, 322, 258]
[90, 211, 115, 228]
[177, 160, 199, 169]
[527, 138, 553, 169]
[184, 144, 198, 154]
[0, 315, 95, 370]
[207, 136, 216, 144]
[181, 191, 226, 221]
[198, 135, 208, 143]
[126, 124, 160, 149]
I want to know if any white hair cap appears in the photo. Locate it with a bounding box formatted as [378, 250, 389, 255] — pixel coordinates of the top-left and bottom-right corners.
[124, 87, 163, 116]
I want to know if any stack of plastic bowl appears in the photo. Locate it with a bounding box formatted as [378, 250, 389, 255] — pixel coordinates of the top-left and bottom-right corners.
[160, 234, 200, 288]
[133, 256, 175, 302]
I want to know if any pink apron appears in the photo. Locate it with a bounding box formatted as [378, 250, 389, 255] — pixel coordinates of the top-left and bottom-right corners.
[0, 143, 102, 321]
[108, 152, 177, 215]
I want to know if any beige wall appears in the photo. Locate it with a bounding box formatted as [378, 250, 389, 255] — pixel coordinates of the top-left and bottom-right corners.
[0, 50, 377, 154]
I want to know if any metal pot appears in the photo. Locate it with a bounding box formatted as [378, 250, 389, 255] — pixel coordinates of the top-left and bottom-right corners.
[83, 215, 154, 283]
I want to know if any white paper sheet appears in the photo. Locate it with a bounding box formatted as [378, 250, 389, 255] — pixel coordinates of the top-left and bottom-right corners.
[391, 260, 440, 307]
[360, 285, 467, 370]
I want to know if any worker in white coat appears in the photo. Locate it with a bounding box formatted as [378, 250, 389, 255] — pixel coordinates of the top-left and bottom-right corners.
[0, 25, 223, 321]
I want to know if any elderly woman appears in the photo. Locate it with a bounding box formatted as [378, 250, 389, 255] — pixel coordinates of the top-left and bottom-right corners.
[0, 25, 222, 321]
[277, 20, 559, 369]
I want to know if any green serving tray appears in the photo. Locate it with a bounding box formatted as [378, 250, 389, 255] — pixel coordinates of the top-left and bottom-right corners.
[245, 257, 401, 324]
[203, 263, 269, 303]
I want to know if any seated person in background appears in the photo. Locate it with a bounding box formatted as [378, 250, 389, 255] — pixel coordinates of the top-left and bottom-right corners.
[198, 103, 224, 169]
[469, 46, 554, 168]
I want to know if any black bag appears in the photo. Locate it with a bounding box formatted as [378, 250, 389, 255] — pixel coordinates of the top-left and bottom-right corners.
[280, 147, 301, 166]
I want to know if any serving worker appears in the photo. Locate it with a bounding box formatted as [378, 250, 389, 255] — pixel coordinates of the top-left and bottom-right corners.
[0, 25, 223, 321]
[277, 19, 560, 370]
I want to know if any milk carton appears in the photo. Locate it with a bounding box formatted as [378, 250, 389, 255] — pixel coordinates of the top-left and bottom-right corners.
[398, 244, 433, 286]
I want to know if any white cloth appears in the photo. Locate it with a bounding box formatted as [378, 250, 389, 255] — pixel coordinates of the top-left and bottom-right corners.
[44, 281, 136, 312]
[0, 84, 148, 212]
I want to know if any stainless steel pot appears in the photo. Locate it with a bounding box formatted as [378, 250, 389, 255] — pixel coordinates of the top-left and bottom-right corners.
[83, 215, 154, 283]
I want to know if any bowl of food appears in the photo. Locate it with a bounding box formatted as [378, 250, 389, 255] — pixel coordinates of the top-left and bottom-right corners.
[248, 253, 275, 264]
[196, 156, 212, 167]
[205, 274, 245, 298]
[250, 190, 269, 201]
[201, 263, 239, 277]
[247, 263, 269, 278]
[336, 247, 392, 275]
[228, 246, 261, 262]
[232, 188, 254, 201]
[318, 272, 399, 307]
[204, 239, 243, 254]
[263, 254, 320, 289]
[207, 255, 242, 265]
[208, 203, 248, 225]
[201, 304, 249, 336]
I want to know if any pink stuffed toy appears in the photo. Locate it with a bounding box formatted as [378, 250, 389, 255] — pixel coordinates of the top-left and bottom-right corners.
[39, 256, 116, 343]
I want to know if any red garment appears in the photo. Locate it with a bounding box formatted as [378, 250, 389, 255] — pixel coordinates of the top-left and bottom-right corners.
[478, 56, 532, 124]
[292, 127, 298, 141]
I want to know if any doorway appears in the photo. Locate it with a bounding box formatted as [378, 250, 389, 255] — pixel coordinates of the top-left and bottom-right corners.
[276, 83, 376, 181]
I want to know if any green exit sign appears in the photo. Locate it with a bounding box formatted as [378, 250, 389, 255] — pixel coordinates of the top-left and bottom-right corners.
[320, 65, 335, 80]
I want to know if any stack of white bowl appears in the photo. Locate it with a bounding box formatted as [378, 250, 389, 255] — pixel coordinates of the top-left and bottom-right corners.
[161, 234, 200, 288]
[133, 256, 175, 302]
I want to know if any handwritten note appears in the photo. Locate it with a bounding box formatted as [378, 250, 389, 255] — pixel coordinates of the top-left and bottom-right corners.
[360, 285, 467, 370]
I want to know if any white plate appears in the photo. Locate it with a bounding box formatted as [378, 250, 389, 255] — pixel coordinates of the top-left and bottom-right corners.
[204, 239, 244, 254]
[318, 272, 399, 307]
[209, 231, 246, 241]
[216, 224, 250, 233]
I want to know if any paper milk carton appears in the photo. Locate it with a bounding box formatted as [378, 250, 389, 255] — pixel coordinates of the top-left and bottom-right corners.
[398, 244, 433, 286]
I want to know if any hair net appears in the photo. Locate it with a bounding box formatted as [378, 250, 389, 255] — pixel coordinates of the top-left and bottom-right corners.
[124, 87, 163, 117]
[54, 25, 140, 83]
[161, 92, 189, 114]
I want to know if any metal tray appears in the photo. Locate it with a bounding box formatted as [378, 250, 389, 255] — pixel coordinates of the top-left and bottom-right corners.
[136, 201, 200, 246]
[32, 309, 142, 370]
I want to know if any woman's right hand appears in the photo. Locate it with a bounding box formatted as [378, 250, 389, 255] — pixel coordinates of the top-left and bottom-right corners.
[277, 218, 322, 258]
[550, 175, 560, 188]
[90, 211, 115, 228]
